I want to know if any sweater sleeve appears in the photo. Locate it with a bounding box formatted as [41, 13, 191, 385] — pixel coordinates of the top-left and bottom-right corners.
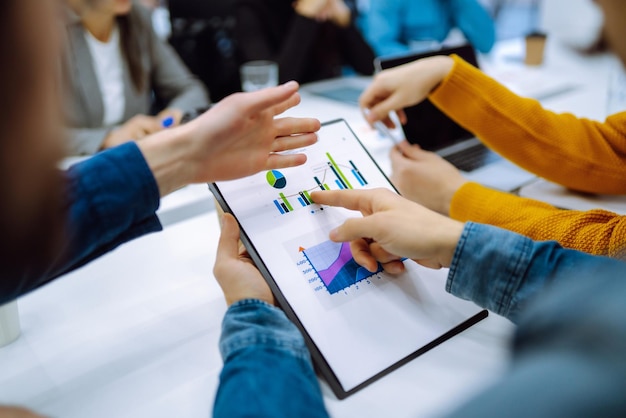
[450, 182, 626, 258]
[429, 55, 626, 195]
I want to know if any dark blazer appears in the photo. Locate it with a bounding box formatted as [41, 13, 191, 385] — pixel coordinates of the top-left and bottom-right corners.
[62, 4, 209, 155]
[235, 0, 375, 84]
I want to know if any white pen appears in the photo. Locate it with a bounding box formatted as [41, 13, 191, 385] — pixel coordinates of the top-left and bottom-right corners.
[364, 108, 404, 146]
[372, 119, 402, 146]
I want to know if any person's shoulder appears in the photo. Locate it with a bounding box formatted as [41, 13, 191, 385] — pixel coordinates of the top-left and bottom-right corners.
[127, 1, 154, 33]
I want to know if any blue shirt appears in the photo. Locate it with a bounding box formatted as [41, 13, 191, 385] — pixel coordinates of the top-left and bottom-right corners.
[364, 0, 496, 56]
[0, 142, 162, 305]
[214, 223, 626, 417]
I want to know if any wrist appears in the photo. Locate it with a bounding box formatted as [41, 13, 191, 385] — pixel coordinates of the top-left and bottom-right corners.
[330, 1, 351, 27]
[440, 178, 469, 215]
[436, 220, 465, 267]
[422, 55, 455, 94]
[136, 123, 196, 196]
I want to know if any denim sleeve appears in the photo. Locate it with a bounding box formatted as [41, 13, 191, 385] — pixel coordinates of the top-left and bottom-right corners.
[446, 222, 621, 323]
[445, 245, 626, 417]
[214, 299, 329, 418]
[0, 142, 162, 304]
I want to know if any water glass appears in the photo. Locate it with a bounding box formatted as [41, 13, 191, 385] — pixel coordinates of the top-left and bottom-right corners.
[240, 60, 279, 92]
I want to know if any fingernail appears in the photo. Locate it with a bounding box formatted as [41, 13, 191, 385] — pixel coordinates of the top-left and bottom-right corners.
[329, 228, 339, 240]
[284, 80, 298, 89]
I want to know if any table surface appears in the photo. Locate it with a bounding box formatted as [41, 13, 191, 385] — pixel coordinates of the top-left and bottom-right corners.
[0, 37, 615, 417]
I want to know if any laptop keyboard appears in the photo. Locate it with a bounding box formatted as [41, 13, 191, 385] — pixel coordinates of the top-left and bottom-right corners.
[443, 144, 502, 172]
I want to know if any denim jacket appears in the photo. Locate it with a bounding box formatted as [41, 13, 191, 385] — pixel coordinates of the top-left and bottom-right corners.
[215, 223, 626, 417]
[1, 142, 162, 305]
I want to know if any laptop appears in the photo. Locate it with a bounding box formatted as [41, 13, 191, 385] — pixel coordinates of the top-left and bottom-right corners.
[374, 44, 535, 191]
[302, 44, 536, 191]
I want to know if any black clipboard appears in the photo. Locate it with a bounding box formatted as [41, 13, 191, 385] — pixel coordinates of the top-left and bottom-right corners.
[209, 119, 488, 399]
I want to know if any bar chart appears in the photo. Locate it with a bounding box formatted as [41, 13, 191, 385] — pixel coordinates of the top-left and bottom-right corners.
[271, 151, 369, 215]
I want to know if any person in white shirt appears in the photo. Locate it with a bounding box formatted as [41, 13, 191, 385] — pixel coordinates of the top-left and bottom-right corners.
[63, 0, 209, 154]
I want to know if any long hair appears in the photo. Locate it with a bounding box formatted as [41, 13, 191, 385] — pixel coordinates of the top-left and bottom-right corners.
[0, 0, 65, 300]
[118, 7, 146, 92]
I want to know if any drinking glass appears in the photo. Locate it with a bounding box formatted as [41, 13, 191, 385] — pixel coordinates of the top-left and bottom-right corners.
[240, 60, 279, 92]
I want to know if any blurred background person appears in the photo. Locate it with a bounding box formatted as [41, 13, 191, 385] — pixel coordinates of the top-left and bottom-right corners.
[363, 0, 496, 57]
[235, 0, 376, 84]
[63, 0, 209, 155]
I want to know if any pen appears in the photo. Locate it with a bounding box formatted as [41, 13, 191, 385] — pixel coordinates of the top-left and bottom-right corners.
[161, 116, 174, 128]
[372, 119, 402, 146]
[364, 108, 404, 146]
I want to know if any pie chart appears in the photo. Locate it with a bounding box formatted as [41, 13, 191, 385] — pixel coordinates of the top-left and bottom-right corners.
[266, 170, 287, 189]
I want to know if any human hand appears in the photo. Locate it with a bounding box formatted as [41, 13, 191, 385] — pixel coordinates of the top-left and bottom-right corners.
[310, 189, 465, 272]
[138, 81, 320, 196]
[213, 213, 275, 306]
[0, 406, 44, 418]
[324, 0, 351, 27]
[101, 114, 162, 149]
[359, 56, 454, 129]
[390, 141, 468, 215]
[293, 0, 330, 20]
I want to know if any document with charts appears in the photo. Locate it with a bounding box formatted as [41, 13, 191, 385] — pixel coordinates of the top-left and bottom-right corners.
[210, 119, 487, 399]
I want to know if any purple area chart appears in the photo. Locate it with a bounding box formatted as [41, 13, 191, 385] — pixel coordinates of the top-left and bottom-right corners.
[302, 240, 383, 294]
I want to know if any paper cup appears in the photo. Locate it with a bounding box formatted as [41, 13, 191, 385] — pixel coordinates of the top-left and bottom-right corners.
[525, 32, 547, 66]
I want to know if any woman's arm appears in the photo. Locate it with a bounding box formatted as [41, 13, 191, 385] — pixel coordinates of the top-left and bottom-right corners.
[450, 182, 626, 258]
[364, 0, 406, 56]
[449, 0, 496, 53]
[430, 56, 626, 194]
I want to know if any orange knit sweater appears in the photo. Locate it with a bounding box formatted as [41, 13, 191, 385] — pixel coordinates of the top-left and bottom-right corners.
[428, 55, 626, 257]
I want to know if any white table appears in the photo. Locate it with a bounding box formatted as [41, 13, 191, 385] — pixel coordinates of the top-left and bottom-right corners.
[0, 212, 514, 418]
[0, 37, 613, 417]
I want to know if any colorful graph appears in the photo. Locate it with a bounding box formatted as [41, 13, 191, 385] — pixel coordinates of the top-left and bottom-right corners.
[273, 152, 368, 215]
[302, 240, 382, 294]
[266, 170, 287, 189]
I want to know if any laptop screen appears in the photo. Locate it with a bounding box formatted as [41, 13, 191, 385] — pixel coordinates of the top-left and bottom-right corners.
[375, 44, 479, 151]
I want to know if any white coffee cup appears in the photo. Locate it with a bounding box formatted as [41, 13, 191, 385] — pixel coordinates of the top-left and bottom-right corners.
[0, 300, 21, 348]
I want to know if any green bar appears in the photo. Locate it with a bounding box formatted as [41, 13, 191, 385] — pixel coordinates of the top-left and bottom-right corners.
[326, 152, 353, 189]
[323, 184, 330, 191]
[279, 192, 294, 212]
[303, 190, 314, 204]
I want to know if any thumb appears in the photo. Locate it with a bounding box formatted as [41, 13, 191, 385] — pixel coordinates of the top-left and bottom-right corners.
[215, 213, 241, 265]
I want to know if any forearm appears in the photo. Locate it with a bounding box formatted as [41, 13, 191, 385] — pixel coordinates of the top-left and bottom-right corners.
[446, 251, 626, 417]
[215, 300, 329, 418]
[0, 143, 162, 304]
[135, 123, 197, 196]
[450, 0, 495, 53]
[450, 182, 626, 257]
[447, 222, 622, 322]
[364, 1, 406, 56]
[430, 56, 626, 194]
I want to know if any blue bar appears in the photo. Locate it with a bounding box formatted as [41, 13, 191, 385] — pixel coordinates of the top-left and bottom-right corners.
[352, 169, 365, 186]
[349, 160, 367, 184]
[299, 192, 310, 205]
[298, 197, 306, 207]
[273, 199, 285, 214]
[335, 179, 345, 189]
